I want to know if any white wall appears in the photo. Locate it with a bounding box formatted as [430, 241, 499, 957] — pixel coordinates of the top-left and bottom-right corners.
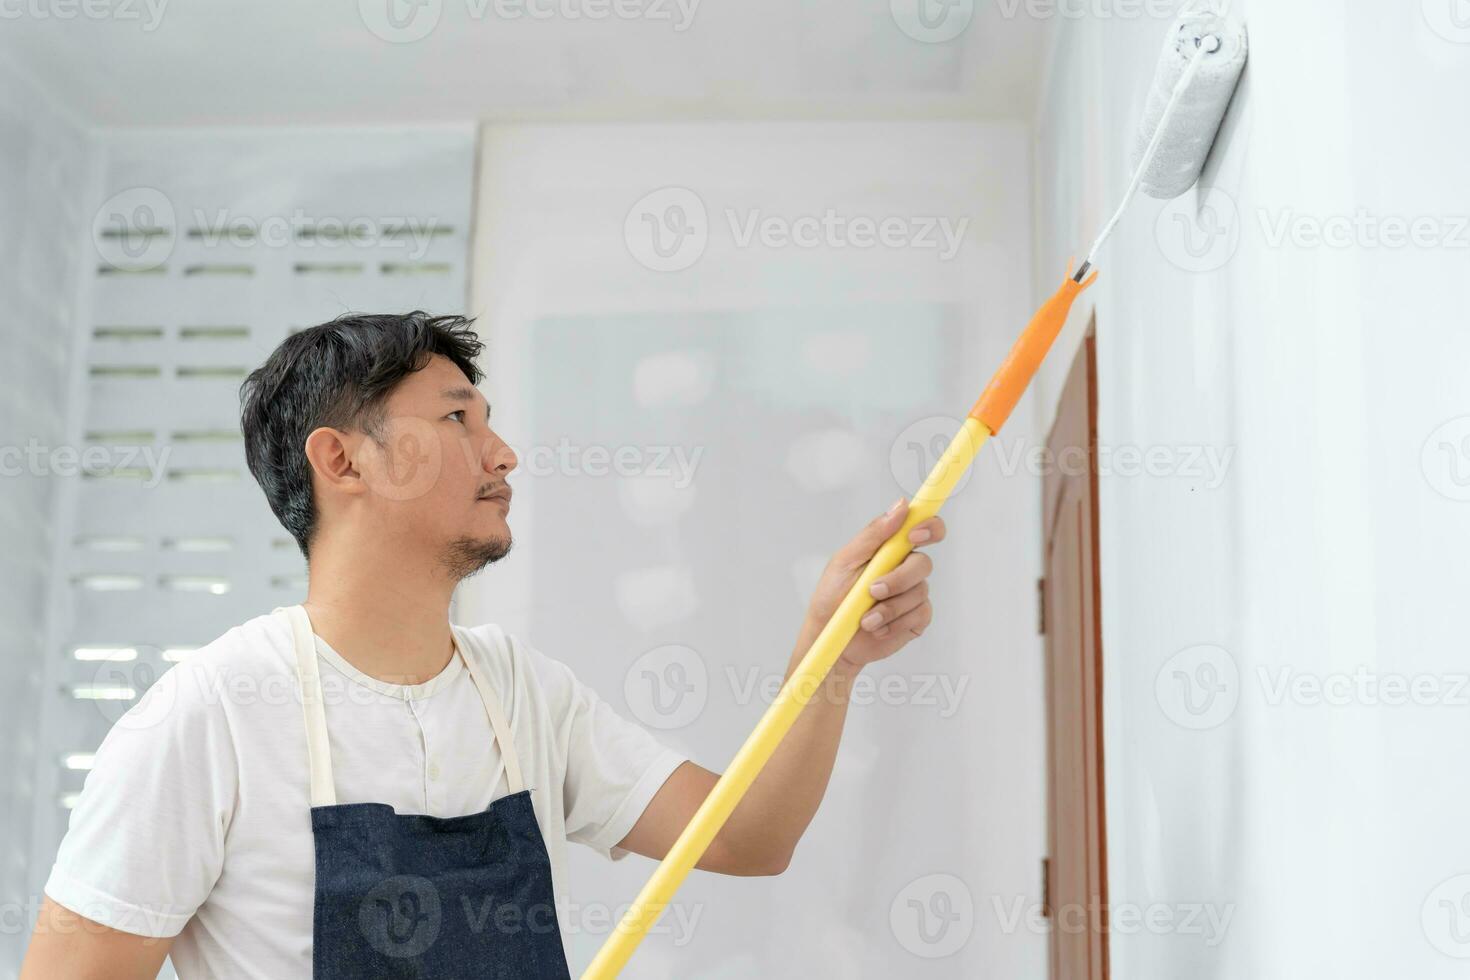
[0, 61, 98, 969]
[465, 121, 1048, 978]
[1034, 2, 1470, 977]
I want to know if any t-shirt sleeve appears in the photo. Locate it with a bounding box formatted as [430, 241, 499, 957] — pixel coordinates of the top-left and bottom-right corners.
[523, 643, 687, 861]
[43, 660, 238, 938]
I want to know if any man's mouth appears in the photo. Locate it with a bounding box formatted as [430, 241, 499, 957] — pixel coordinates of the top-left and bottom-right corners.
[478, 488, 512, 505]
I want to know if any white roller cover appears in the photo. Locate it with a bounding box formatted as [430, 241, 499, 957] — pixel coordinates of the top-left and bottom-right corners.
[1133, 8, 1249, 199]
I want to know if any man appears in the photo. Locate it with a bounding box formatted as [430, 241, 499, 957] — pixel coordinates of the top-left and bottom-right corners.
[22, 312, 942, 978]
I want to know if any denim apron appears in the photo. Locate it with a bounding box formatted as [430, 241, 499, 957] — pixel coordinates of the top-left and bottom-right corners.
[275, 605, 573, 979]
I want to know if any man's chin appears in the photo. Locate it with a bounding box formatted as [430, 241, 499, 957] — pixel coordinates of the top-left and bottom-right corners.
[441, 533, 513, 580]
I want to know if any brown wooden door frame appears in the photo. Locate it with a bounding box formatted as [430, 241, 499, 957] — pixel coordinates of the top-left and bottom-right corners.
[1042, 320, 1108, 980]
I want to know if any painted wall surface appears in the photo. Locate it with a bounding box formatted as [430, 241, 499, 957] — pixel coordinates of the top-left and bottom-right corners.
[0, 61, 97, 971]
[466, 121, 1048, 978]
[1034, 2, 1470, 977]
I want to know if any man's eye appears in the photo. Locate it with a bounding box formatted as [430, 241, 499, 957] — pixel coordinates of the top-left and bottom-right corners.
[447, 410, 466, 423]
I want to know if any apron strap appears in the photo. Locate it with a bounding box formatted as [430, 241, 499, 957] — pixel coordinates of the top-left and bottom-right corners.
[277, 606, 526, 803]
[457, 633, 526, 796]
[275, 605, 338, 808]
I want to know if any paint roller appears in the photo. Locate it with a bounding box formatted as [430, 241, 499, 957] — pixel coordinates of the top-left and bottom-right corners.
[1076, 4, 1249, 281]
[582, 9, 1247, 978]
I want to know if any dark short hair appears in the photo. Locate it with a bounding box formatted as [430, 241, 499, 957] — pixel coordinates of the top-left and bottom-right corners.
[239, 312, 483, 558]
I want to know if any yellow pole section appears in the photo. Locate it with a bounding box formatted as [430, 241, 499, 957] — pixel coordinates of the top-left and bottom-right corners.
[581, 416, 993, 980]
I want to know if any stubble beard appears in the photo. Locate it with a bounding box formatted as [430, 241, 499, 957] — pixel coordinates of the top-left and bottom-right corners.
[440, 531, 513, 581]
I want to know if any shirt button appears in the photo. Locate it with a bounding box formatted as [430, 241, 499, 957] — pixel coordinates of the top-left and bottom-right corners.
[428, 762, 440, 780]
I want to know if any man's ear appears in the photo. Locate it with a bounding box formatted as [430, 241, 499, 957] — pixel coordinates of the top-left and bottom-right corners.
[303, 427, 366, 498]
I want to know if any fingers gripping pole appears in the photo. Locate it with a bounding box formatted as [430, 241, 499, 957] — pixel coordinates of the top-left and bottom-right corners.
[581, 267, 1094, 980]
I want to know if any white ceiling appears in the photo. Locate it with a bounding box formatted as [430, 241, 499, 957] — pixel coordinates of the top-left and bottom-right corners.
[2, 0, 1049, 126]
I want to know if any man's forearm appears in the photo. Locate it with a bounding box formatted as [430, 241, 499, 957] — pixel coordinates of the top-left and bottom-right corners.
[716, 616, 862, 871]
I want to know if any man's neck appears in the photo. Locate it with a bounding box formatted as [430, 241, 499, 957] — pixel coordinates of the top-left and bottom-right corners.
[301, 539, 459, 687]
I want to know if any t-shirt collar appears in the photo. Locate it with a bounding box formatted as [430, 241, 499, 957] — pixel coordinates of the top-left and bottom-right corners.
[311, 629, 464, 701]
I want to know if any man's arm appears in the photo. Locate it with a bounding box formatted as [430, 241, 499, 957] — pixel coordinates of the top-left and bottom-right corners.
[20, 656, 233, 977]
[617, 498, 942, 875]
[614, 637, 863, 877]
[20, 897, 174, 980]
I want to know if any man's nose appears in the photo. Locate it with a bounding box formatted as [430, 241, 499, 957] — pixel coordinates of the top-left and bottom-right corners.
[483, 434, 517, 476]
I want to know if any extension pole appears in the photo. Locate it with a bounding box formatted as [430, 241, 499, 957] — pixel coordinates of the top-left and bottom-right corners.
[582, 264, 1096, 979]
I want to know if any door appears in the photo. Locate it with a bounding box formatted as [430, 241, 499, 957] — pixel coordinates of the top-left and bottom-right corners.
[1042, 324, 1108, 980]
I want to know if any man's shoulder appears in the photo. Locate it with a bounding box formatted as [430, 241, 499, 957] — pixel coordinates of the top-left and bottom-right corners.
[134, 611, 296, 726]
[177, 610, 294, 679]
[452, 622, 579, 701]
[453, 621, 535, 687]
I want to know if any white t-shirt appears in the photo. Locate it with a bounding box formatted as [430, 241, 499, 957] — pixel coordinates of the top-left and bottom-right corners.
[44, 611, 687, 979]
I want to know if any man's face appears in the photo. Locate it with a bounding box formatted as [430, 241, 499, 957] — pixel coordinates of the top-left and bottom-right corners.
[353, 354, 518, 577]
